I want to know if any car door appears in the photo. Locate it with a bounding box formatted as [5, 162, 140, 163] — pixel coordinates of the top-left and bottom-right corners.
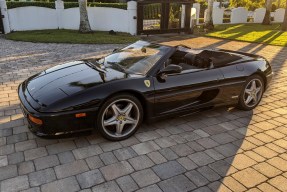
[216, 64, 247, 105]
[153, 67, 224, 116]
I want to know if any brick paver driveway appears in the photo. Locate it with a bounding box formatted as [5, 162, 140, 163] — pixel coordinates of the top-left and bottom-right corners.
[0, 35, 287, 192]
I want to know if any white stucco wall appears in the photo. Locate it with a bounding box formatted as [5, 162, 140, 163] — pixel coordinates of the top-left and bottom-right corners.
[88, 7, 129, 32]
[203, 7, 224, 25]
[8, 7, 58, 31]
[213, 7, 224, 24]
[253, 8, 266, 23]
[61, 8, 80, 30]
[61, 7, 130, 33]
[5, 1, 137, 34]
[274, 8, 285, 22]
[230, 7, 248, 24]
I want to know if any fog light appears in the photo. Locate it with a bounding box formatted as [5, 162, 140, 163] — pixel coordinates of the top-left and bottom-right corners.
[28, 115, 43, 125]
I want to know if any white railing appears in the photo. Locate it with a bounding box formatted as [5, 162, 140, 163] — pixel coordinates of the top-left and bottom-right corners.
[192, 3, 286, 25]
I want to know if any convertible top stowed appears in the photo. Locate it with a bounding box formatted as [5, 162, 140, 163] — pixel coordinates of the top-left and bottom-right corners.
[18, 41, 273, 140]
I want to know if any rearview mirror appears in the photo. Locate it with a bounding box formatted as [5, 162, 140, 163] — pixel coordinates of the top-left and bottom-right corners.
[158, 64, 182, 79]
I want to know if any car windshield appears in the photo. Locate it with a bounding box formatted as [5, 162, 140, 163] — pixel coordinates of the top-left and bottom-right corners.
[99, 41, 170, 75]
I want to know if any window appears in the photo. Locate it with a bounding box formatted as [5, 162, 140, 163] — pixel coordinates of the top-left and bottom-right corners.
[99, 41, 170, 75]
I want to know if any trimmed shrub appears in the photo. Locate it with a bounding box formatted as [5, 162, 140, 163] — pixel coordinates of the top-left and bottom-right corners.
[65, 2, 128, 9]
[64, 2, 78, 9]
[7, 2, 55, 9]
[87, 2, 127, 9]
[6, 1, 127, 9]
[63, 0, 122, 2]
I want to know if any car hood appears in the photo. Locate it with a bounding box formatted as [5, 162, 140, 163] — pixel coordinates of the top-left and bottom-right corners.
[26, 61, 127, 107]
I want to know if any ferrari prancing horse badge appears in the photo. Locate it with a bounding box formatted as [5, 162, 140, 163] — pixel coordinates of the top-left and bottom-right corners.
[144, 80, 151, 88]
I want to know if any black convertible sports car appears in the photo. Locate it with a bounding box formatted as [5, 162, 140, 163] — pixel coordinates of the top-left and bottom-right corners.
[18, 41, 273, 140]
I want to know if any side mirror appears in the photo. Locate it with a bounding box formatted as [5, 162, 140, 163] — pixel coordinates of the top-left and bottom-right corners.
[158, 64, 182, 79]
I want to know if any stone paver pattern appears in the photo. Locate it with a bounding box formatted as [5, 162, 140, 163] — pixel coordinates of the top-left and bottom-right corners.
[0, 34, 287, 192]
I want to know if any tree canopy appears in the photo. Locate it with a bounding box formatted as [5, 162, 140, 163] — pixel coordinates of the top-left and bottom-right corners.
[229, 0, 286, 11]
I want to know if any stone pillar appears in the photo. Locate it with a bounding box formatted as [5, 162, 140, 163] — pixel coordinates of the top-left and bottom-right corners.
[213, 7, 224, 24]
[127, 1, 137, 35]
[192, 3, 200, 25]
[0, 0, 11, 34]
[55, 0, 64, 29]
[181, 4, 186, 28]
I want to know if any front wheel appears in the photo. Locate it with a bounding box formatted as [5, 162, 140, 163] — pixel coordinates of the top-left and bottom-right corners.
[237, 75, 264, 111]
[96, 94, 143, 141]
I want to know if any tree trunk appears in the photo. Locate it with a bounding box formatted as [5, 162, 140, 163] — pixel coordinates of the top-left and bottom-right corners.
[282, 0, 287, 31]
[79, 0, 92, 33]
[204, 0, 214, 30]
[262, 0, 273, 25]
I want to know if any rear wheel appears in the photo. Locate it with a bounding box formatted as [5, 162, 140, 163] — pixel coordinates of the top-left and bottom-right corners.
[96, 94, 143, 141]
[237, 75, 264, 111]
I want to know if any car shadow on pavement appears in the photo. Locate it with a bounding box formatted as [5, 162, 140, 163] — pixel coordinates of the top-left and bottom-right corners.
[134, 106, 253, 191]
[2, 105, 252, 191]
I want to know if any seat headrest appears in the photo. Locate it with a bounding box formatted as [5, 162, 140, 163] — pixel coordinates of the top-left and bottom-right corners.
[184, 53, 196, 62]
[183, 53, 196, 64]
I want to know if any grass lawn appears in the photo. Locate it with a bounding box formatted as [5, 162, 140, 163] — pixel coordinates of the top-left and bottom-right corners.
[5, 30, 140, 44]
[204, 24, 287, 47]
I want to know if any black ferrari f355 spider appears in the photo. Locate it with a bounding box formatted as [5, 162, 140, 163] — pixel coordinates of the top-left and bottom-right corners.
[18, 41, 273, 140]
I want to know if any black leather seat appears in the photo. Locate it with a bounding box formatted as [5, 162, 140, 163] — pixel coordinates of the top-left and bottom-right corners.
[184, 53, 197, 64]
[179, 53, 198, 70]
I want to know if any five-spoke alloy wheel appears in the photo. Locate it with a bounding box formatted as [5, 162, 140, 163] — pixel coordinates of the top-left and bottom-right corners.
[97, 94, 143, 141]
[238, 75, 264, 110]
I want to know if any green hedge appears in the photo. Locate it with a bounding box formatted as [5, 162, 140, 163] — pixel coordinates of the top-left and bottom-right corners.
[88, 2, 127, 9]
[63, 0, 122, 2]
[7, 0, 123, 2]
[6, 1, 127, 9]
[64, 2, 78, 8]
[7, 2, 55, 9]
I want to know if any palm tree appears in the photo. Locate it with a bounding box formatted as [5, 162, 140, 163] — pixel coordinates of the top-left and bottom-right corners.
[282, 0, 287, 31]
[205, 0, 214, 30]
[79, 0, 92, 33]
[262, 0, 273, 25]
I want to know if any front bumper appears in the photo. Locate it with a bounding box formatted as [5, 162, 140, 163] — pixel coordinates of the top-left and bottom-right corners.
[18, 83, 98, 138]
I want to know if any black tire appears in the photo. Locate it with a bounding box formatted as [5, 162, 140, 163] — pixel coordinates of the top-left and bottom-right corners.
[237, 75, 265, 111]
[96, 94, 143, 141]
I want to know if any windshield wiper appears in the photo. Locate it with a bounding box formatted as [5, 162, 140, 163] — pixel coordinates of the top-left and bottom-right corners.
[86, 61, 106, 73]
[107, 61, 126, 73]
